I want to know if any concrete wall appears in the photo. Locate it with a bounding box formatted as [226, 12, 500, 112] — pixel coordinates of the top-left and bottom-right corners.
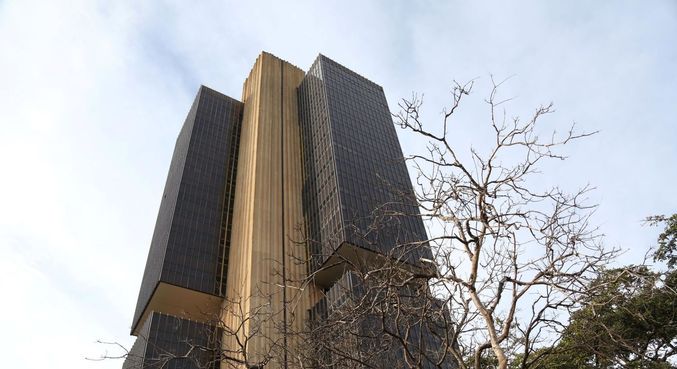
[222, 52, 320, 368]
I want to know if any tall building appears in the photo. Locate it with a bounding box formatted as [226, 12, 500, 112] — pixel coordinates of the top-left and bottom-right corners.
[124, 52, 448, 369]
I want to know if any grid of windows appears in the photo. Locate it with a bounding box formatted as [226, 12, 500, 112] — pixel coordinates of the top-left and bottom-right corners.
[300, 55, 451, 368]
[123, 312, 221, 369]
[299, 55, 432, 272]
[298, 59, 344, 272]
[215, 95, 243, 297]
[132, 87, 243, 331]
[308, 272, 454, 369]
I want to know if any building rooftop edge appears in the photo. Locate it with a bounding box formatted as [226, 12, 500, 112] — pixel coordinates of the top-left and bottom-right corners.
[313, 54, 384, 90]
[198, 85, 242, 104]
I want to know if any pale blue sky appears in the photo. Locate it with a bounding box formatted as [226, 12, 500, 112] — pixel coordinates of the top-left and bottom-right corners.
[0, 1, 675, 368]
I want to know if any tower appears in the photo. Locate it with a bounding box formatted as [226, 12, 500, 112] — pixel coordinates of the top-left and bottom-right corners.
[123, 52, 449, 369]
[125, 86, 242, 369]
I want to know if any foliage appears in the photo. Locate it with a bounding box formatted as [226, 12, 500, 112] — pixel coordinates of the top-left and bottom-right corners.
[532, 215, 677, 369]
[647, 214, 677, 268]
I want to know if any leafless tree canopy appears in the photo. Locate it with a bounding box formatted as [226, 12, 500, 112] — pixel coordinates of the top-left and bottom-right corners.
[389, 78, 617, 369]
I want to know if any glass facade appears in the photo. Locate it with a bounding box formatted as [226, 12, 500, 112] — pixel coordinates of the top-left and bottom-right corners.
[132, 86, 243, 332]
[299, 55, 451, 368]
[299, 55, 432, 273]
[298, 58, 343, 272]
[309, 271, 454, 369]
[310, 271, 455, 369]
[123, 312, 221, 369]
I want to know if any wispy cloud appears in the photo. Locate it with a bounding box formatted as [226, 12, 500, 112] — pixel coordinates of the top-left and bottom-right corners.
[0, 1, 675, 368]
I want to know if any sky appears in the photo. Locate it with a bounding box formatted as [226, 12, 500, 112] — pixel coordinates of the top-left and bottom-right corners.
[0, 1, 675, 368]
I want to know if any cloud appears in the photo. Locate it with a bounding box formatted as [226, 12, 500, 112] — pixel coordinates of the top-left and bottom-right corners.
[0, 1, 675, 368]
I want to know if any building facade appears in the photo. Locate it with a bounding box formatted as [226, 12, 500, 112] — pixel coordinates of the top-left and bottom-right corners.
[298, 55, 432, 282]
[124, 52, 448, 369]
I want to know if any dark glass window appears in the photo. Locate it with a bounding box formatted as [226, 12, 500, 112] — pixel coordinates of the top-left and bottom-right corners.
[298, 55, 431, 273]
[132, 87, 244, 331]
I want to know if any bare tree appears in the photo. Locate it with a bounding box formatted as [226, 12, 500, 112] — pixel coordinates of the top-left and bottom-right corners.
[298, 259, 457, 369]
[383, 77, 618, 369]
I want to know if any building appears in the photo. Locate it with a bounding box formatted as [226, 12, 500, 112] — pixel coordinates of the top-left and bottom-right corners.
[123, 52, 450, 369]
